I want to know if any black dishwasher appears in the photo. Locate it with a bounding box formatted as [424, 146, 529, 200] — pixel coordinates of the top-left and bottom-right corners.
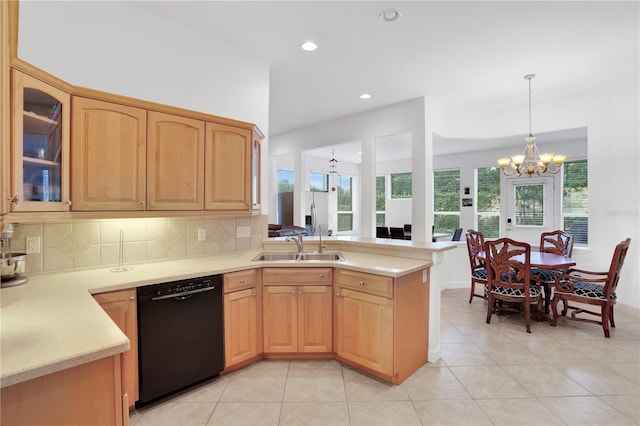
[137, 275, 224, 406]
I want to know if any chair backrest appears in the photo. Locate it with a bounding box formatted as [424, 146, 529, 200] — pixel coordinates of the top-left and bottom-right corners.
[484, 238, 532, 294]
[605, 238, 631, 298]
[452, 227, 463, 241]
[465, 229, 485, 273]
[540, 230, 574, 257]
[389, 227, 405, 239]
[404, 224, 412, 232]
[376, 226, 390, 238]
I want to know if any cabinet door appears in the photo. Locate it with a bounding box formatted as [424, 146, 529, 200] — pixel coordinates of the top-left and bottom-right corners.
[263, 285, 297, 353]
[224, 287, 258, 367]
[335, 287, 393, 376]
[71, 97, 146, 210]
[204, 122, 251, 210]
[298, 285, 332, 352]
[251, 133, 261, 210]
[10, 69, 71, 212]
[93, 289, 138, 408]
[147, 111, 204, 210]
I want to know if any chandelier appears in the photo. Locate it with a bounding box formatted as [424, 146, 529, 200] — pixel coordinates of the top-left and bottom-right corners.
[498, 74, 566, 176]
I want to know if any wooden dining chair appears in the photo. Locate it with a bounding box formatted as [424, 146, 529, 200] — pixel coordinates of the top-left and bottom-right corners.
[484, 238, 542, 333]
[465, 229, 487, 303]
[389, 227, 405, 240]
[376, 226, 390, 238]
[532, 230, 575, 313]
[550, 238, 631, 337]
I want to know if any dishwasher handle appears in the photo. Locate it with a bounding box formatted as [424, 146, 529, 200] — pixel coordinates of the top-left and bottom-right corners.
[151, 285, 217, 301]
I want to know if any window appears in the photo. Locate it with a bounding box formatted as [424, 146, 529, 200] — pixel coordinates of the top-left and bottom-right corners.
[434, 169, 460, 234]
[337, 174, 353, 232]
[563, 160, 588, 244]
[390, 172, 412, 199]
[310, 171, 328, 192]
[277, 169, 294, 192]
[514, 184, 544, 226]
[476, 167, 500, 238]
[376, 175, 385, 226]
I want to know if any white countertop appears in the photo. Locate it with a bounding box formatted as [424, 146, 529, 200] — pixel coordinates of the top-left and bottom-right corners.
[1, 241, 444, 388]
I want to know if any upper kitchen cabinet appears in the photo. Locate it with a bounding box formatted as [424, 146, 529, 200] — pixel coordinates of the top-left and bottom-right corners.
[147, 111, 205, 210]
[71, 97, 147, 211]
[205, 122, 252, 210]
[9, 69, 71, 212]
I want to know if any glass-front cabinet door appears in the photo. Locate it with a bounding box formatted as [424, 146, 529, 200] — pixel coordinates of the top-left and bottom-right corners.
[10, 69, 70, 211]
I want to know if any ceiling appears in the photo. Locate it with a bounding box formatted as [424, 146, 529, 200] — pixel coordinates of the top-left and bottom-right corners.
[134, 1, 637, 161]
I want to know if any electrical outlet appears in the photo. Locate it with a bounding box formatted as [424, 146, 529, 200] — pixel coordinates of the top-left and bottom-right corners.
[236, 226, 251, 238]
[197, 228, 206, 242]
[26, 236, 41, 254]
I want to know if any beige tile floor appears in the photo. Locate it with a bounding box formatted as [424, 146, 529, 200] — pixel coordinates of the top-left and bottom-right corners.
[130, 289, 640, 425]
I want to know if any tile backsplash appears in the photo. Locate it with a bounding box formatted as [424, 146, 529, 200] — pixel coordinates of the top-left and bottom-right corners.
[8, 215, 267, 275]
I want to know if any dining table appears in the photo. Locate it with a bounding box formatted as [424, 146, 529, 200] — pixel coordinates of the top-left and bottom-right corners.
[477, 251, 576, 314]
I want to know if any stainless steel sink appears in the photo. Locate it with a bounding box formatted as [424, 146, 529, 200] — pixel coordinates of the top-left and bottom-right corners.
[298, 252, 344, 261]
[252, 252, 300, 261]
[251, 251, 344, 261]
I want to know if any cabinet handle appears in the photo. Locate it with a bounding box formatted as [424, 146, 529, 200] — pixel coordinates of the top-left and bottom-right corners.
[291, 290, 297, 295]
[240, 279, 246, 284]
[128, 296, 135, 302]
[336, 293, 342, 298]
[139, 201, 146, 206]
[7, 195, 19, 204]
[319, 274, 325, 280]
[359, 281, 366, 286]
[65, 200, 72, 206]
[251, 292, 256, 297]
[298, 290, 303, 295]
[149, 201, 155, 207]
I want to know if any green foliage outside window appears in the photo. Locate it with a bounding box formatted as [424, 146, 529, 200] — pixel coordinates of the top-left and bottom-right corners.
[391, 172, 412, 199]
[277, 169, 294, 192]
[476, 167, 501, 237]
[434, 169, 460, 234]
[376, 176, 386, 226]
[563, 160, 588, 244]
[310, 172, 328, 192]
[337, 175, 353, 232]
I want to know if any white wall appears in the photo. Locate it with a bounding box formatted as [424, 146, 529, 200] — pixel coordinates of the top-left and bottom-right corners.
[376, 158, 413, 228]
[18, 1, 271, 213]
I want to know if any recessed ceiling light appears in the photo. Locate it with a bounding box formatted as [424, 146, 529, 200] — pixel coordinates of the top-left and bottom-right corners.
[300, 41, 318, 51]
[379, 8, 401, 23]
[360, 93, 372, 100]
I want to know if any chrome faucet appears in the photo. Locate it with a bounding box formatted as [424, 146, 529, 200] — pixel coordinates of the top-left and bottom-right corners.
[317, 225, 326, 254]
[286, 231, 304, 254]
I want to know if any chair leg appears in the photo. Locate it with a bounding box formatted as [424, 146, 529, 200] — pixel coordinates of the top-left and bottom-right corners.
[469, 281, 475, 303]
[550, 296, 561, 326]
[486, 294, 494, 324]
[609, 304, 616, 328]
[602, 304, 611, 338]
[524, 299, 532, 333]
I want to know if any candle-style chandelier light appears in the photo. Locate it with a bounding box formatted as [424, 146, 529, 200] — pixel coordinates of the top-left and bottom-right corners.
[498, 74, 566, 176]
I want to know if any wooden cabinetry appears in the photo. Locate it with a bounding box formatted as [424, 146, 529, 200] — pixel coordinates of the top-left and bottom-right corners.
[71, 97, 147, 211]
[94, 289, 138, 409]
[334, 268, 430, 384]
[262, 268, 332, 353]
[251, 128, 263, 210]
[205, 122, 252, 210]
[223, 269, 263, 369]
[1, 355, 126, 426]
[147, 111, 205, 210]
[10, 69, 71, 212]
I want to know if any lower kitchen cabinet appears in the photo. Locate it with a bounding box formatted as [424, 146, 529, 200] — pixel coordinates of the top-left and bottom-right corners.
[263, 268, 332, 354]
[1, 355, 126, 426]
[223, 269, 263, 369]
[334, 268, 430, 384]
[94, 288, 138, 409]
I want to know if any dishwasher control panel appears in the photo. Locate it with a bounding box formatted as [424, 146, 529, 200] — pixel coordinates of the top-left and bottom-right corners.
[137, 275, 220, 301]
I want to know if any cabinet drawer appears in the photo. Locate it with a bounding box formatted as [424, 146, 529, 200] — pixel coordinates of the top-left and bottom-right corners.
[335, 269, 393, 298]
[263, 268, 332, 286]
[224, 269, 257, 293]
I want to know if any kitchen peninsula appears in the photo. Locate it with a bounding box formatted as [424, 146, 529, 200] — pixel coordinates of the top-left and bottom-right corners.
[1, 237, 454, 425]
